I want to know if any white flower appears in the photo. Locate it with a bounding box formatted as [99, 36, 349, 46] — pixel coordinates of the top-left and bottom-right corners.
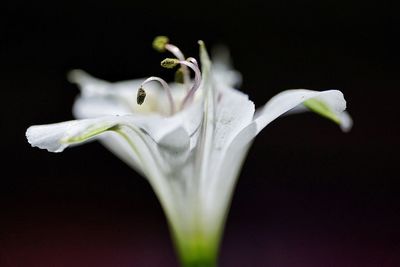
[26, 38, 352, 267]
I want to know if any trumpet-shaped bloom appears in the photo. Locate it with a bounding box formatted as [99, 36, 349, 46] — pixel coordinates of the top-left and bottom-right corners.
[26, 39, 352, 267]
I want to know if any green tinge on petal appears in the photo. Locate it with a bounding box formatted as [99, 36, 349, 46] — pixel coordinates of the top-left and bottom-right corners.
[61, 125, 115, 143]
[303, 98, 341, 125]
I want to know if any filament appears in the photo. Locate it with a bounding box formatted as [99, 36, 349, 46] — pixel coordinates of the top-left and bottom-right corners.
[140, 77, 176, 115]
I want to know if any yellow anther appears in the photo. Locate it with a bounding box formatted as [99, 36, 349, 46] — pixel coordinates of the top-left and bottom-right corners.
[152, 36, 169, 52]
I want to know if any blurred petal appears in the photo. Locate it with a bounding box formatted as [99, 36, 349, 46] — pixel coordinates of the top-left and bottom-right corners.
[338, 111, 353, 132]
[211, 45, 242, 87]
[70, 69, 189, 117]
[68, 69, 142, 97]
[73, 96, 132, 117]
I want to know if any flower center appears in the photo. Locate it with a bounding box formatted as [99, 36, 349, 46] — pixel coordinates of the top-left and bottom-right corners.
[136, 36, 203, 116]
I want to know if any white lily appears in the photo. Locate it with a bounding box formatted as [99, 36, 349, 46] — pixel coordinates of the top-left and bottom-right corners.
[26, 37, 352, 267]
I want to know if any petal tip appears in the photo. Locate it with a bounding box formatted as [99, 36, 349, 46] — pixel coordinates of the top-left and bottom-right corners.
[25, 125, 67, 153]
[339, 111, 353, 133]
[67, 69, 89, 84]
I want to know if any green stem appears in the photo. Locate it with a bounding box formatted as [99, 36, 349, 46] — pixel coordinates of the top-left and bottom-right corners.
[174, 231, 219, 267]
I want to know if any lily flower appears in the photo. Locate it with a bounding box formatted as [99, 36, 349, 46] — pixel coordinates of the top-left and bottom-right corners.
[26, 37, 352, 267]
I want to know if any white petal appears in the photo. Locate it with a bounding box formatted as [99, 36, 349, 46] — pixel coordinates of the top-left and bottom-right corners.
[202, 89, 350, 222]
[338, 111, 353, 132]
[98, 132, 144, 175]
[68, 69, 142, 98]
[196, 41, 217, 184]
[254, 89, 348, 134]
[27, 111, 200, 174]
[70, 70, 195, 118]
[26, 120, 79, 153]
[205, 123, 256, 229]
[73, 96, 132, 118]
[195, 43, 256, 227]
[201, 86, 255, 229]
[211, 45, 242, 88]
[67, 70, 108, 99]
[28, 113, 192, 148]
[26, 116, 134, 153]
[208, 86, 255, 168]
[69, 70, 168, 116]
[26, 114, 196, 223]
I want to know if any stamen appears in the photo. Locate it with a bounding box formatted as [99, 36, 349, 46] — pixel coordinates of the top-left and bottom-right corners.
[178, 60, 202, 110]
[152, 36, 190, 89]
[165, 43, 190, 89]
[139, 76, 176, 115]
[150, 37, 204, 112]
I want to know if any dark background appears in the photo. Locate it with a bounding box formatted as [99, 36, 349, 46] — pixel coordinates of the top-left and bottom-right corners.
[1, 1, 399, 266]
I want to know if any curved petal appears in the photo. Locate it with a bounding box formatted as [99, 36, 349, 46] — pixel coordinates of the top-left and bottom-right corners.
[254, 89, 349, 134]
[26, 109, 202, 172]
[203, 89, 351, 227]
[27, 113, 194, 150]
[26, 116, 139, 152]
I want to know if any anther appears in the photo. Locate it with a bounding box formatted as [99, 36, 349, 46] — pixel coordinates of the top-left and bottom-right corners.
[152, 36, 170, 52]
[152, 36, 190, 89]
[161, 58, 180, 69]
[175, 68, 185, 84]
[136, 87, 146, 105]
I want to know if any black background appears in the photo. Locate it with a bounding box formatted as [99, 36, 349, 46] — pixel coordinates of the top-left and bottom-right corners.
[1, 1, 399, 266]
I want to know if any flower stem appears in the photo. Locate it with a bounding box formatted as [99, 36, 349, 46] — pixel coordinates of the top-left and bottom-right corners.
[175, 235, 219, 267]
